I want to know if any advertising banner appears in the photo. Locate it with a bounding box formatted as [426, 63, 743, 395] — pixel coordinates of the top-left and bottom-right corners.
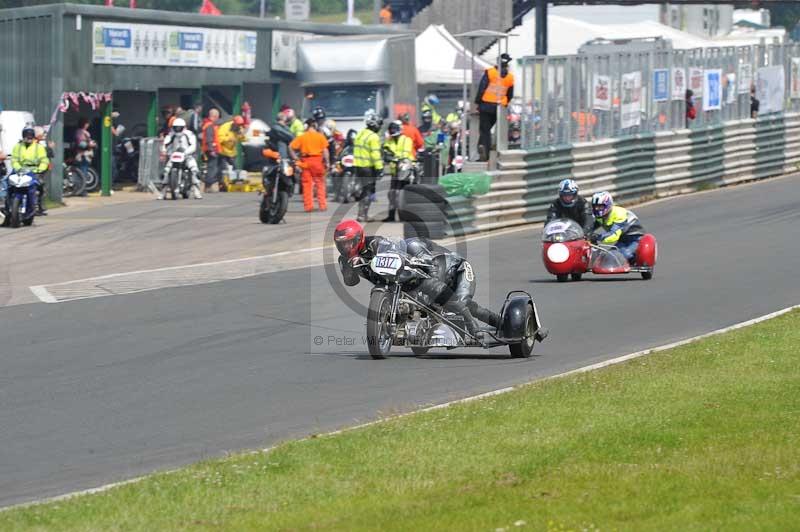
[703, 69, 722, 111]
[757, 65, 786, 114]
[738, 63, 753, 94]
[653, 69, 669, 102]
[592, 74, 611, 111]
[671, 67, 686, 100]
[791, 58, 800, 99]
[620, 71, 642, 129]
[92, 21, 257, 69]
[271, 31, 313, 73]
[689, 67, 704, 96]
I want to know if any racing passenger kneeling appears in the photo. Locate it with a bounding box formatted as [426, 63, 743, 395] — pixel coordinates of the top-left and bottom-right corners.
[590, 191, 645, 262]
[546, 178, 593, 234]
[334, 219, 539, 339]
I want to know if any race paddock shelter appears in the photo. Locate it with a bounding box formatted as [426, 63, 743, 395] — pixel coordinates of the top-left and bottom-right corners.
[0, 3, 401, 201]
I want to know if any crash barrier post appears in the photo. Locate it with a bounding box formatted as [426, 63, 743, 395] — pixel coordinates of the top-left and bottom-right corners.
[137, 137, 162, 194]
[441, 112, 800, 237]
[419, 149, 441, 184]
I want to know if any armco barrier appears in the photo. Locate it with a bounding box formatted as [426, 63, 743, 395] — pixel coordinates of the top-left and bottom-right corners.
[445, 113, 800, 236]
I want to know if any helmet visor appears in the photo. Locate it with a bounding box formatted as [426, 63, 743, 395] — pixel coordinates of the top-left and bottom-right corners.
[335, 236, 360, 258]
[559, 192, 576, 204]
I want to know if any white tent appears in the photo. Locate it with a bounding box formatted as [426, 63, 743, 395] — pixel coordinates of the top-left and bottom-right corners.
[482, 14, 717, 60]
[416, 24, 491, 85]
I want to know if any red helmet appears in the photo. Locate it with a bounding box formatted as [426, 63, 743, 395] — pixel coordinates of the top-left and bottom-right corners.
[334, 219, 365, 259]
[232, 115, 245, 126]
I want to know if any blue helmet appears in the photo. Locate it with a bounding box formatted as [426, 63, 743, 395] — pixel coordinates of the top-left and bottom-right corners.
[558, 178, 579, 207]
[425, 94, 440, 106]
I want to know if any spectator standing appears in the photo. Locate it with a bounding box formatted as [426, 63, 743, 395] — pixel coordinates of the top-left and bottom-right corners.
[475, 53, 514, 161]
[184, 100, 204, 134]
[201, 108, 221, 192]
[215, 115, 246, 192]
[379, 3, 392, 24]
[685, 89, 697, 128]
[289, 118, 330, 212]
[399, 112, 424, 154]
[270, 112, 296, 159]
[750, 84, 760, 119]
[74, 117, 96, 176]
[282, 105, 305, 137]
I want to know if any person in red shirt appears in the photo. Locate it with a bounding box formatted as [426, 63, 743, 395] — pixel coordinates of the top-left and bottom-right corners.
[290, 119, 330, 212]
[398, 112, 423, 157]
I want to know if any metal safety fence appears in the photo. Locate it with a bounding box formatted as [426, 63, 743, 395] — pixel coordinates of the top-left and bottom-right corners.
[138, 137, 163, 193]
[513, 42, 800, 150]
[444, 112, 800, 236]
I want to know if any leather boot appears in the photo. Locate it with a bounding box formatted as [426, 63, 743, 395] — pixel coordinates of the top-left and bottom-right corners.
[382, 209, 396, 222]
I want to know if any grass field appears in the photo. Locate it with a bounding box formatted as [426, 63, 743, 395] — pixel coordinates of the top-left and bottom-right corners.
[3, 310, 799, 530]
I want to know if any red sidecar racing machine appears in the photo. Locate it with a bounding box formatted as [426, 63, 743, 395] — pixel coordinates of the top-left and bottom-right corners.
[541, 218, 657, 281]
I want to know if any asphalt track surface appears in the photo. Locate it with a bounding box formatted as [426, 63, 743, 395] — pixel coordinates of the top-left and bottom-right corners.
[2, 175, 800, 507]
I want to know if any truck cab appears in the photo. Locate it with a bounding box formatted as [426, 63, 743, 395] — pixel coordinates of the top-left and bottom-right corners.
[297, 34, 417, 133]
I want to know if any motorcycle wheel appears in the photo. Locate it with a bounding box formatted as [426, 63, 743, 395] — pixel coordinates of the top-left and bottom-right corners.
[64, 166, 86, 197]
[260, 189, 288, 224]
[9, 196, 21, 228]
[641, 270, 653, 280]
[556, 274, 569, 283]
[571, 273, 583, 282]
[366, 290, 394, 359]
[181, 180, 190, 199]
[509, 304, 536, 358]
[169, 169, 179, 200]
[411, 346, 429, 356]
[84, 168, 100, 193]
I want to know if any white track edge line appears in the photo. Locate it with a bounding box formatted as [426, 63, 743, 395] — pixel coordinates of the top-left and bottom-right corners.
[28, 285, 57, 304]
[3, 302, 797, 513]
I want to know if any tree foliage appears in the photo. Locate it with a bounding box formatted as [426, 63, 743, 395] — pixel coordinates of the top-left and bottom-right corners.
[768, 4, 800, 30]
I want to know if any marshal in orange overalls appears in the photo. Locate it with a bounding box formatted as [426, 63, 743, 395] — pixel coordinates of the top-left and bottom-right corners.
[290, 129, 330, 212]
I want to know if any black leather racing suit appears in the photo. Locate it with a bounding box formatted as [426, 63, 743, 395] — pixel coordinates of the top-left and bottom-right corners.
[545, 195, 594, 235]
[339, 236, 501, 334]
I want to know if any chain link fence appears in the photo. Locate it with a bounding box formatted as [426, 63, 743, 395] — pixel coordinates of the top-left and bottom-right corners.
[514, 42, 800, 150]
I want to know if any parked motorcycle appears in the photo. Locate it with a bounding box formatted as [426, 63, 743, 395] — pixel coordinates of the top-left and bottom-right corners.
[61, 163, 86, 197]
[114, 136, 141, 183]
[3, 171, 39, 228]
[259, 149, 294, 224]
[350, 238, 546, 359]
[333, 150, 358, 203]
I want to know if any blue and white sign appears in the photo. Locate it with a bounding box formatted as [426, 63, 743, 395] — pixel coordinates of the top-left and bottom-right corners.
[652, 69, 669, 102]
[103, 28, 131, 48]
[178, 32, 204, 51]
[703, 69, 722, 111]
[92, 21, 257, 69]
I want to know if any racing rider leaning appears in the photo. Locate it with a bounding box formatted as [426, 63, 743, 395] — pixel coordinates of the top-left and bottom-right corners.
[546, 178, 594, 234]
[590, 191, 645, 262]
[334, 219, 548, 341]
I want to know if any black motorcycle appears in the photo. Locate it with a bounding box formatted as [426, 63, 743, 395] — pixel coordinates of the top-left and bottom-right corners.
[259, 156, 294, 224]
[164, 150, 191, 200]
[351, 238, 546, 359]
[114, 136, 141, 183]
[333, 148, 358, 203]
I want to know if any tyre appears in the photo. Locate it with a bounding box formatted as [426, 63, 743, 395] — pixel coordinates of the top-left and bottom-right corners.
[84, 167, 100, 192]
[571, 273, 583, 282]
[509, 304, 536, 358]
[366, 290, 394, 359]
[556, 274, 568, 283]
[398, 203, 447, 223]
[64, 166, 86, 197]
[169, 169, 179, 200]
[641, 271, 653, 280]
[411, 346, 429, 356]
[403, 221, 447, 239]
[401, 184, 447, 204]
[9, 196, 21, 228]
[260, 189, 288, 224]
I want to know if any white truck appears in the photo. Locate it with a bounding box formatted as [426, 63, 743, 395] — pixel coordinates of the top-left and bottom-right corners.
[297, 34, 418, 134]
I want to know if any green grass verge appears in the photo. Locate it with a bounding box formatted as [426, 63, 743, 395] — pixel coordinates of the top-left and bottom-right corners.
[3, 311, 800, 531]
